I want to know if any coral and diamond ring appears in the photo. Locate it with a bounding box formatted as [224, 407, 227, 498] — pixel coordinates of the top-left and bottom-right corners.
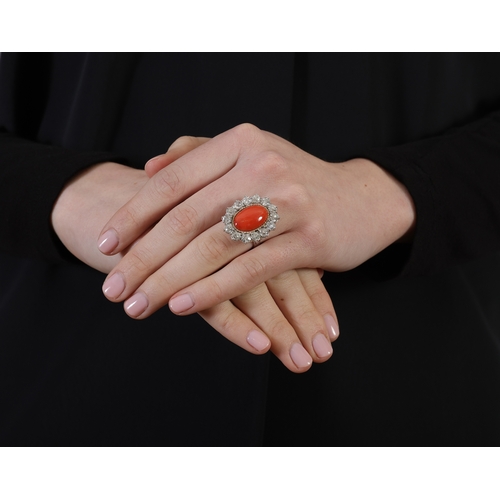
[222, 195, 279, 244]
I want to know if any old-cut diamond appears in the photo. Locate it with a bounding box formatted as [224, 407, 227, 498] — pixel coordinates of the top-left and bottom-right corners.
[251, 232, 261, 242]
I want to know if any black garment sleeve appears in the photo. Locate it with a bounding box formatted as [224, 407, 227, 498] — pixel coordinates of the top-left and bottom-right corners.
[363, 108, 500, 278]
[0, 131, 125, 263]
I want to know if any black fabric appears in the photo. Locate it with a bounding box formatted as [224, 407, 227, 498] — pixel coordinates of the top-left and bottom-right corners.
[365, 109, 500, 277]
[0, 132, 125, 262]
[1, 53, 500, 445]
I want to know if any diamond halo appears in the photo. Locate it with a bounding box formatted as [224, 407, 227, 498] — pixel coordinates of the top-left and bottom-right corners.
[222, 195, 280, 244]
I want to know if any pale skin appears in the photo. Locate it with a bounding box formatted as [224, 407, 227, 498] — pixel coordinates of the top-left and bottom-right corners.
[97, 123, 416, 355]
[51, 134, 340, 373]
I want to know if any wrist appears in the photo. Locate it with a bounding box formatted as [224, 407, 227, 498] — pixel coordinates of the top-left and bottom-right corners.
[328, 158, 416, 267]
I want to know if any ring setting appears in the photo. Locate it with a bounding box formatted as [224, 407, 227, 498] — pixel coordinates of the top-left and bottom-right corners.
[222, 195, 279, 244]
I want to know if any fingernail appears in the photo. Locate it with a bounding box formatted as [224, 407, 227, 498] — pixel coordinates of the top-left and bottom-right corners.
[312, 333, 333, 359]
[246, 330, 270, 352]
[102, 273, 125, 299]
[169, 293, 195, 314]
[290, 343, 312, 370]
[324, 314, 340, 341]
[98, 229, 119, 254]
[125, 292, 149, 318]
[145, 154, 163, 167]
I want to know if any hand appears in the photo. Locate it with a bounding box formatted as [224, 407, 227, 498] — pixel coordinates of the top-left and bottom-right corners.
[199, 267, 339, 372]
[98, 123, 415, 319]
[51, 154, 338, 373]
[146, 136, 340, 372]
[51, 162, 148, 273]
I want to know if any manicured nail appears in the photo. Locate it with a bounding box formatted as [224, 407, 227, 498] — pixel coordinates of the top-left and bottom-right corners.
[169, 293, 195, 314]
[125, 292, 149, 318]
[246, 330, 270, 352]
[102, 273, 125, 299]
[98, 229, 119, 254]
[324, 314, 339, 341]
[145, 154, 163, 167]
[290, 343, 312, 370]
[312, 333, 333, 359]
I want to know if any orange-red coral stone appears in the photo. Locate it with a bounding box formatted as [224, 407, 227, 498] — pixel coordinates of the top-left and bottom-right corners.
[233, 205, 269, 232]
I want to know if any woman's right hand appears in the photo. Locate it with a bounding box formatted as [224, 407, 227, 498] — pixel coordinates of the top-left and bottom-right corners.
[51, 160, 339, 372]
[144, 136, 340, 372]
[99, 124, 416, 324]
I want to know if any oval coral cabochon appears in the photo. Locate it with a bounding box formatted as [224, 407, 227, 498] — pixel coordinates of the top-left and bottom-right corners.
[233, 205, 269, 232]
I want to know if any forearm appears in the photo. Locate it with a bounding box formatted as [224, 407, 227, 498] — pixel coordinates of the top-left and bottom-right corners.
[334, 157, 416, 254]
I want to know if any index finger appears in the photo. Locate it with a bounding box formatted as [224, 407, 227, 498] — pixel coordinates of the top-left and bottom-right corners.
[97, 124, 260, 255]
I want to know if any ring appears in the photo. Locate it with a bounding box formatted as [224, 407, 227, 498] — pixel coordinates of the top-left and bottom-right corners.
[222, 195, 279, 244]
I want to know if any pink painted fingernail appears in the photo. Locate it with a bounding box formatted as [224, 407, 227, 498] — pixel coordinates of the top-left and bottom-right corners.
[102, 273, 125, 299]
[312, 333, 333, 359]
[98, 229, 119, 254]
[246, 330, 270, 352]
[169, 293, 195, 314]
[324, 314, 340, 341]
[145, 154, 163, 167]
[125, 292, 149, 318]
[290, 343, 312, 370]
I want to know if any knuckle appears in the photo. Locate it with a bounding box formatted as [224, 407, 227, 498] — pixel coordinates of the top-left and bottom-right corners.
[240, 256, 268, 283]
[218, 307, 242, 333]
[232, 123, 261, 143]
[170, 135, 194, 148]
[153, 165, 182, 198]
[267, 270, 296, 288]
[167, 204, 199, 237]
[307, 281, 330, 305]
[197, 234, 231, 264]
[300, 219, 326, 254]
[266, 316, 293, 342]
[208, 278, 226, 305]
[170, 135, 203, 153]
[251, 151, 288, 178]
[151, 273, 177, 306]
[284, 183, 310, 210]
[127, 245, 155, 274]
[294, 306, 321, 328]
[119, 203, 143, 231]
[239, 282, 268, 301]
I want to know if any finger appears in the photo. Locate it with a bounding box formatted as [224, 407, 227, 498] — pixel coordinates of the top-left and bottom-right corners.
[117, 230, 303, 320]
[101, 220, 249, 306]
[231, 279, 313, 373]
[165, 233, 307, 316]
[265, 269, 333, 364]
[145, 136, 210, 178]
[97, 124, 260, 255]
[297, 268, 340, 342]
[198, 299, 271, 355]
[101, 186, 292, 307]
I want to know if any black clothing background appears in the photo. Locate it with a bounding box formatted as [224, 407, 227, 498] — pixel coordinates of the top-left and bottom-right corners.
[1, 53, 500, 445]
